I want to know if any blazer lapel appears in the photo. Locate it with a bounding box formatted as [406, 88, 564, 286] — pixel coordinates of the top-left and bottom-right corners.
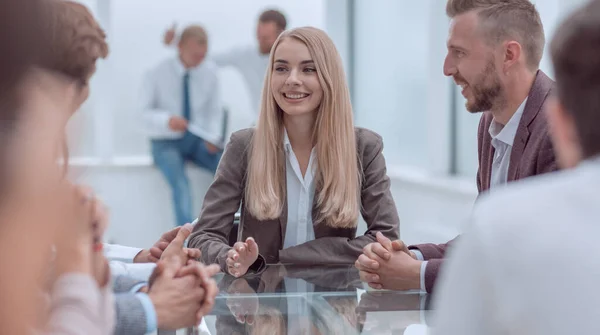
[507, 70, 553, 181]
[279, 170, 288, 244]
[508, 125, 530, 181]
[311, 182, 327, 238]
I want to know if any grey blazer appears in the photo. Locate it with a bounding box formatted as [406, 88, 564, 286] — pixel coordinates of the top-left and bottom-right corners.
[189, 127, 400, 272]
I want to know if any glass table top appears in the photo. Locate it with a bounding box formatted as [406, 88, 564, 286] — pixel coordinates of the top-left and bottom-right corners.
[176, 264, 432, 335]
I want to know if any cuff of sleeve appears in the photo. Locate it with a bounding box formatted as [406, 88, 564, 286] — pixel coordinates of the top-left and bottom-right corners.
[419, 261, 428, 293]
[135, 293, 157, 334]
[412, 249, 424, 261]
[248, 255, 267, 275]
[103, 243, 144, 263]
[130, 282, 148, 294]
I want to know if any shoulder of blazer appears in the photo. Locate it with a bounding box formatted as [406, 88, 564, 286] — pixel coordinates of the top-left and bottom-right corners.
[220, 128, 254, 179]
[523, 70, 555, 128]
[227, 128, 254, 156]
[355, 127, 384, 164]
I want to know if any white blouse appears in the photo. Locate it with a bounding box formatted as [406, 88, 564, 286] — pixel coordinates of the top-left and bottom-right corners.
[282, 129, 317, 249]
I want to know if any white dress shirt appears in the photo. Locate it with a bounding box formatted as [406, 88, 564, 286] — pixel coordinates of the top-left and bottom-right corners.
[104, 243, 156, 281]
[282, 129, 317, 249]
[104, 243, 142, 262]
[214, 45, 269, 118]
[140, 57, 224, 146]
[431, 157, 600, 335]
[281, 130, 317, 318]
[488, 98, 528, 188]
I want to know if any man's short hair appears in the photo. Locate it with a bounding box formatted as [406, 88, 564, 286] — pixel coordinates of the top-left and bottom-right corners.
[42, 0, 108, 85]
[179, 25, 208, 45]
[259, 9, 287, 31]
[550, 0, 600, 159]
[446, 0, 545, 71]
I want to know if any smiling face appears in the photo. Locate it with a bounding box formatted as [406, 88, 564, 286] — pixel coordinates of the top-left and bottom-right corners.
[270, 37, 323, 118]
[443, 11, 505, 113]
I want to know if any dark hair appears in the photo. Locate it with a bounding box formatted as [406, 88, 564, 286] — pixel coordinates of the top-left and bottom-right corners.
[446, 0, 544, 71]
[41, 0, 108, 85]
[0, 0, 48, 193]
[0, 0, 46, 116]
[550, 0, 600, 159]
[259, 9, 287, 31]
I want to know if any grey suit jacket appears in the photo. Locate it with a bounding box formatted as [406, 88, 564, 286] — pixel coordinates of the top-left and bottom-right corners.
[112, 275, 149, 335]
[189, 127, 400, 272]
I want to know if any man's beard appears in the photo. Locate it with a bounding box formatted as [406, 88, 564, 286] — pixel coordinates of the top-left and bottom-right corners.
[460, 59, 505, 113]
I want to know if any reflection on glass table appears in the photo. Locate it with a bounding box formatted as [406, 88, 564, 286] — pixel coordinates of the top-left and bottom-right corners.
[169, 264, 431, 335]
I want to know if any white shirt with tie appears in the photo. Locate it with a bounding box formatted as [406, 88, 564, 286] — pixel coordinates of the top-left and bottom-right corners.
[139, 57, 224, 146]
[431, 157, 600, 335]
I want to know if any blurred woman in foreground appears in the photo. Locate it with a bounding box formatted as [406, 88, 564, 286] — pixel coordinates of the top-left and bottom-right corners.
[0, 0, 113, 334]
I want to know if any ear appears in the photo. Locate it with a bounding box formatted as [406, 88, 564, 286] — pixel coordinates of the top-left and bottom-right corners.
[503, 41, 522, 73]
[546, 96, 582, 169]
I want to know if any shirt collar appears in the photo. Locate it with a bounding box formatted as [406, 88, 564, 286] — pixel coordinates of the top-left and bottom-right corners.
[172, 56, 189, 76]
[489, 97, 528, 146]
[283, 128, 317, 155]
[283, 128, 292, 153]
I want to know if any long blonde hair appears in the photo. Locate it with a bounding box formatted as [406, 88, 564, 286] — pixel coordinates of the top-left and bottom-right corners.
[245, 26, 360, 228]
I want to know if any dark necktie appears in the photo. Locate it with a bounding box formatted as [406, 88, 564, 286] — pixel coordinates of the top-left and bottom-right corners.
[182, 72, 191, 121]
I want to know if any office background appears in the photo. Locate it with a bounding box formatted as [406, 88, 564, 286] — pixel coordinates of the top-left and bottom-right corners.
[68, 0, 587, 248]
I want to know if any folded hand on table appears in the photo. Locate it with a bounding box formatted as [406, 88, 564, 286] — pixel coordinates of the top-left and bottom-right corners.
[355, 232, 422, 291]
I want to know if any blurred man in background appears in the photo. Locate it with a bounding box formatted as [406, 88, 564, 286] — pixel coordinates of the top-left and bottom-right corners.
[164, 9, 287, 119]
[141, 25, 224, 227]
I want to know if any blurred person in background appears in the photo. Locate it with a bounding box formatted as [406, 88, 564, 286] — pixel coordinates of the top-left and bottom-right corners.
[432, 1, 600, 333]
[356, 0, 558, 294]
[45, 1, 221, 333]
[141, 24, 224, 227]
[188, 27, 399, 277]
[164, 9, 287, 119]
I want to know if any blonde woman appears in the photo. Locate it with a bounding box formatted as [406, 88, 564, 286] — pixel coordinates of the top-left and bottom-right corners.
[189, 26, 399, 277]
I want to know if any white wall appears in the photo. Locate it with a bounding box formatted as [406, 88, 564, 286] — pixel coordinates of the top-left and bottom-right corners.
[353, 1, 432, 169]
